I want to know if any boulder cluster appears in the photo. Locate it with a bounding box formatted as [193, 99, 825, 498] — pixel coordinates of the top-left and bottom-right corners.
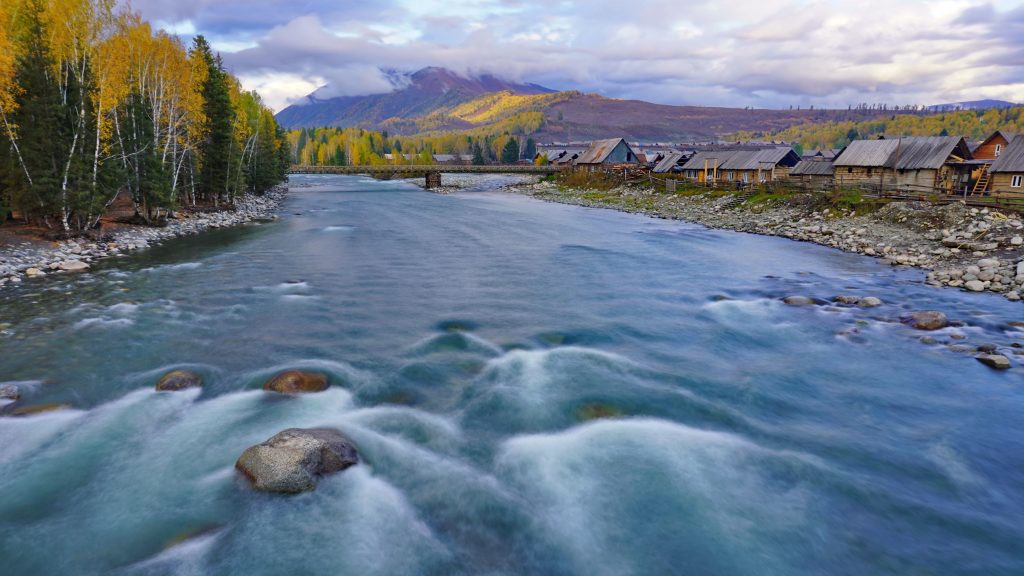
[151, 367, 357, 493]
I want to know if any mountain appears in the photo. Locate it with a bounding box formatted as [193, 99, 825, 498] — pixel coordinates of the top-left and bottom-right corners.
[275, 67, 939, 141]
[927, 99, 1020, 111]
[275, 67, 554, 129]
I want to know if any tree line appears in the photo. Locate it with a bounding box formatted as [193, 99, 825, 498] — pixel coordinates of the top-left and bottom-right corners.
[738, 106, 1024, 151]
[0, 0, 289, 235]
[289, 126, 538, 167]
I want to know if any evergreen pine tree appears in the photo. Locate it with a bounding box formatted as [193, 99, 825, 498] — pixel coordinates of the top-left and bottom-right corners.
[523, 138, 537, 160]
[471, 142, 485, 165]
[500, 138, 520, 164]
[193, 36, 235, 204]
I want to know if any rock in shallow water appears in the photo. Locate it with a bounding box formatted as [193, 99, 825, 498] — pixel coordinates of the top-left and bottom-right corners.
[263, 370, 329, 394]
[976, 354, 1011, 370]
[0, 383, 19, 401]
[900, 311, 949, 331]
[783, 296, 816, 306]
[155, 370, 203, 391]
[58, 260, 89, 272]
[235, 428, 359, 493]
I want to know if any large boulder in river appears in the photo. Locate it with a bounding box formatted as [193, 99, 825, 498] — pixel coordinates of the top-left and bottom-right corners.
[900, 311, 949, 331]
[263, 370, 329, 394]
[156, 370, 203, 392]
[235, 428, 359, 493]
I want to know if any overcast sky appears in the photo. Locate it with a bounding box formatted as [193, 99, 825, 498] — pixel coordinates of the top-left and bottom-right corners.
[126, 0, 1024, 112]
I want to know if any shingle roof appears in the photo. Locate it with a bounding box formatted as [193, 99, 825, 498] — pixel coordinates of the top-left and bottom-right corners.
[791, 159, 835, 176]
[990, 135, 1024, 173]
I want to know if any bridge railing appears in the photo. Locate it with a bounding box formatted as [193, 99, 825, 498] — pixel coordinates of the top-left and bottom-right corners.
[289, 164, 563, 175]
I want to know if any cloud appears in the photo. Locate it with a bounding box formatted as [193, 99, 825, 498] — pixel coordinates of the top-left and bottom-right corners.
[124, 0, 1024, 112]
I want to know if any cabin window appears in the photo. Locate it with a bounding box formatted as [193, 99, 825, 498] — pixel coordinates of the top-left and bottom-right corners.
[847, 167, 852, 173]
[995, 144, 1003, 157]
[1012, 175, 1023, 188]
[727, 171, 734, 181]
[867, 168, 873, 176]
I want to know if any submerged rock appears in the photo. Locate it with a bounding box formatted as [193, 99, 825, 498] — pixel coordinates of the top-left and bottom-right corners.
[156, 370, 203, 392]
[263, 370, 329, 394]
[783, 296, 816, 306]
[575, 403, 625, 422]
[900, 311, 949, 331]
[858, 297, 883, 307]
[833, 295, 861, 305]
[3, 402, 70, 417]
[976, 354, 1011, 370]
[235, 428, 359, 493]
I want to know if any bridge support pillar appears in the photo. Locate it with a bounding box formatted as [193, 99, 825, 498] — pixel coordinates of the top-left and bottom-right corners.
[425, 172, 442, 189]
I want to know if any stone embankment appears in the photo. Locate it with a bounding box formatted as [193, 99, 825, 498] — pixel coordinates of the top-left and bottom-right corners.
[0, 187, 286, 289]
[510, 181, 1024, 302]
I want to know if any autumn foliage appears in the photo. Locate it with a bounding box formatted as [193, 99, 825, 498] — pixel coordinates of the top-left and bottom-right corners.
[0, 0, 288, 234]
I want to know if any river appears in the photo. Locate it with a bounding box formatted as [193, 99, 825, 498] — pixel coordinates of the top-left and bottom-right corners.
[1, 174, 1022, 575]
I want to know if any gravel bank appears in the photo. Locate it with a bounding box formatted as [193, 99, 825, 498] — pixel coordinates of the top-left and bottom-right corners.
[0, 187, 286, 289]
[508, 181, 1024, 302]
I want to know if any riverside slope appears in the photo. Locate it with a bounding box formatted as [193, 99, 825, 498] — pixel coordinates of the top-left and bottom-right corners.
[0, 188, 286, 289]
[509, 180, 1024, 302]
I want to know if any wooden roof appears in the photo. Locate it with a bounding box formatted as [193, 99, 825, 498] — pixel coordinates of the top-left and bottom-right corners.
[575, 138, 637, 164]
[834, 137, 970, 169]
[791, 159, 835, 176]
[990, 135, 1024, 173]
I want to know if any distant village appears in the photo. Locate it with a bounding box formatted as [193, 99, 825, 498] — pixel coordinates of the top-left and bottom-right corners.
[536, 132, 1024, 197]
[386, 131, 1024, 198]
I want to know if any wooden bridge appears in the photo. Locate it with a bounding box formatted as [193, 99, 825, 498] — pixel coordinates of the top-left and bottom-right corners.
[289, 164, 563, 188]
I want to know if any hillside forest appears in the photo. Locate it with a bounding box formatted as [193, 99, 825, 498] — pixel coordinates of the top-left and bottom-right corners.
[0, 0, 290, 235]
[739, 106, 1024, 151]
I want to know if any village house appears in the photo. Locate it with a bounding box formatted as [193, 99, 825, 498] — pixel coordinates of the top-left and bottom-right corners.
[536, 148, 586, 166]
[789, 158, 835, 188]
[573, 138, 641, 170]
[832, 136, 973, 193]
[678, 147, 800, 184]
[967, 130, 1018, 193]
[653, 151, 687, 173]
[988, 134, 1024, 196]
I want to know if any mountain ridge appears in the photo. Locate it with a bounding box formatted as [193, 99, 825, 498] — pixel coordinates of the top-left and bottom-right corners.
[275, 67, 1021, 142]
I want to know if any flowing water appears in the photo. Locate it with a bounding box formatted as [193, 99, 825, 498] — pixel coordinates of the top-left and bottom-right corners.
[1, 174, 1023, 575]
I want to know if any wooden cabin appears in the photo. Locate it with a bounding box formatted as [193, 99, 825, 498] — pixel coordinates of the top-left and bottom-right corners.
[833, 137, 972, 193]
[574, 138, 640, 170]
[989, 135, 1024, 196]
[968, 131, 1018, 193]
[653, 151, 686, 173]
[790, 159, 835, 189]
[679, 147, 800, 184]
[973, 130, 1017, 161]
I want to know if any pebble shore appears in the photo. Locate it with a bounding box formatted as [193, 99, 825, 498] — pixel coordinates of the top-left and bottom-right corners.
[509, 181, 1024, 303]
[0, 187, 286, 289]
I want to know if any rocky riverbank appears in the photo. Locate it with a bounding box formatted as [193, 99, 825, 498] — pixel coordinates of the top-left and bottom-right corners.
[0, 187, 286, 289]
[508, 181, 1024, 302]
